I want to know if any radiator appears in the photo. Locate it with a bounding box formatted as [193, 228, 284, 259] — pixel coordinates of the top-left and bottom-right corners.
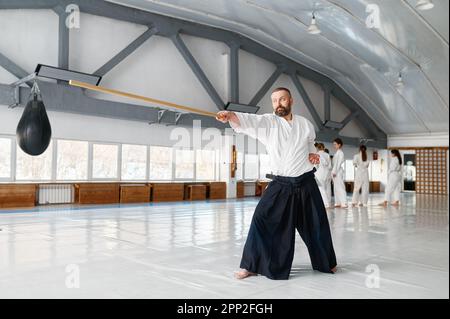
[38, 184, 74, 204]
[244, 182, 256, 197]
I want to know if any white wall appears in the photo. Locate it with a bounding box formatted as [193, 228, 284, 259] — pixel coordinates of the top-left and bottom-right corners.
[0, 9, 365, 145]
[388, 132, 449, 148]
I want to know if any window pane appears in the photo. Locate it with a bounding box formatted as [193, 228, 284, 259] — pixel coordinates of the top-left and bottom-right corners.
[175, 149, 194, 179]
[0, 138, 11, 178]
[370, 160, 381, 182]
[92, 144, 118, 179]
[236, 152, 243, 180]
[344, 160, 354, 182]
[259, 153, 271, 180]
[244, 154, 258, 180]
[121, 144, 147, 180]
[16, 141, 53, 180]
[196, 150, 215, 180]
[215, 149, 220, 181]
[149, 146, 172, 180]
[57, 140, 88, 180]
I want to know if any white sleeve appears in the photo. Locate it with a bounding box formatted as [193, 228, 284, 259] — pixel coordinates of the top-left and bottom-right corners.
[229, 113, 272, 144]
[306, 120, 317, 154]
[391, 158, 401, 172]
[332, 151, 344, 174]
[320, 153, 330, 168]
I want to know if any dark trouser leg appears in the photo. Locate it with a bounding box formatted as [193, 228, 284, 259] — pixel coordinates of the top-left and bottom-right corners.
[296, 178, 337, 273]
[240, 182, 297, 280]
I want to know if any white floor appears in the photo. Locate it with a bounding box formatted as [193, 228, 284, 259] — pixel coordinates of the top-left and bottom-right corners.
[0, 193, 448, 299]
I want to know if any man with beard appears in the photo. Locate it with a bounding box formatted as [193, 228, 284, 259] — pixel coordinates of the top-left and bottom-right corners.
[216, 87, 337, 280]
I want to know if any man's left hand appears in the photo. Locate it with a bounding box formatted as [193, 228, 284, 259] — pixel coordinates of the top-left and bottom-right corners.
[309, 153, 320, 165]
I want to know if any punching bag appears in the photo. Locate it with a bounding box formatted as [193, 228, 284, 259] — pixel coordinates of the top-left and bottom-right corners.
[16, 82, 52, 156]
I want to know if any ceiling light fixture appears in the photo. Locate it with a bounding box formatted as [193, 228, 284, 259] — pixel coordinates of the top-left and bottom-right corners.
[308, 12, 321, 35]
[415, 0, 434, 11]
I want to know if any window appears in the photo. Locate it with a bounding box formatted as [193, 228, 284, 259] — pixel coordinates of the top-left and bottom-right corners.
[196, 149, 215, 180]
[259, 153, 271, 180]
[16, 140, 53, 180]
[244, 154, 259, 180]
[344, 159, 354, 182]
[56, 140, 88, 180]
[92, 143, 119, 179]
[175, 149, 194, 179]
[149, 146, 172, 180]
[0, 138, 12, 179]
[215, 149, 221, 181]
[121, 144, 147, 180]
[370, 160, 381, 182]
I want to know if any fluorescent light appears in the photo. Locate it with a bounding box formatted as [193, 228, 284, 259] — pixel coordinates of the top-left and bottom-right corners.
[324, 120, 343, 129]
[35, 64, 102, 85]
[225, 102, 260, 114]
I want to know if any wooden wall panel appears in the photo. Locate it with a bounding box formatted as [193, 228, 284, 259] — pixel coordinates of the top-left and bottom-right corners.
[120, 184, 151, 203]
[236, 181, 244, 198]
[209, 182, 226, 199]
[75, 183, 120, 204]
[416, 149, 448, 195]
[186, 185, 207, 201]
[0, 184, 37, 208]
[152, 183, 185, 202]
[255, 181, 269, 196]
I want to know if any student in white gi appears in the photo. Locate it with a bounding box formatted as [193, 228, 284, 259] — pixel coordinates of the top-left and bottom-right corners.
[379, 149, 403, 207]
[332, 138, 348, 208]
[351, 145, 370, 207]
[216, 87, 337, 280]
[324, 148, 333, 204]
[315, 143, 331, 208]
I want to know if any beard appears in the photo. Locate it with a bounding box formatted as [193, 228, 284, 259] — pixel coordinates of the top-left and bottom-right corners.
[275, 105, 291, 117]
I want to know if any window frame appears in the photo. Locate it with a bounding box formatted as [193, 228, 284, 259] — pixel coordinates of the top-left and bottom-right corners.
[90, 141, 121, 181]
[0, 135, 14, 182]
[120, 143, 149, 181]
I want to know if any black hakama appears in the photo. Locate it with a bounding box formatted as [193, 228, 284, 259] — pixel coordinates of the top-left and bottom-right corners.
[239, 169, 337, 280]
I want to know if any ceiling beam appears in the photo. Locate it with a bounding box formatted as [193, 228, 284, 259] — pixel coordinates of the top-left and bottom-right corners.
[171, 33, 225, 110]
[95, 27, 158, 77]
[249, 66, 284, 106]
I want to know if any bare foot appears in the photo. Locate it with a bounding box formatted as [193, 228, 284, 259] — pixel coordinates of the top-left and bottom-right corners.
[331, 266, 337, 273]
[392, 201, 400, 207]
[378, 201, 388, 207]
[234, 269, 257, 280]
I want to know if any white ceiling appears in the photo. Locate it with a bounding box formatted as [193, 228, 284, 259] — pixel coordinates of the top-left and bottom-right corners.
[108, 0, 449, 135]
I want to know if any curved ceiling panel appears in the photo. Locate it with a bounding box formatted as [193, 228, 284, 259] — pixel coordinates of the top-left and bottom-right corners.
[108, 0, 449, 134]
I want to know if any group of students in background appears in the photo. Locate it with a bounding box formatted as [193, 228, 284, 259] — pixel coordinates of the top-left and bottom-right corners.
[314, 138, 403, 209]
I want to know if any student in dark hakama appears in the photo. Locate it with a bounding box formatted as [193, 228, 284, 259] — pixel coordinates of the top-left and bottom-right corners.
[216, 87, 337, 280]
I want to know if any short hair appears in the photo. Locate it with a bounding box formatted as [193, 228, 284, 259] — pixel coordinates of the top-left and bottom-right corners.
[333, 138, 343, 146]
[271, 87, 292, 97]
